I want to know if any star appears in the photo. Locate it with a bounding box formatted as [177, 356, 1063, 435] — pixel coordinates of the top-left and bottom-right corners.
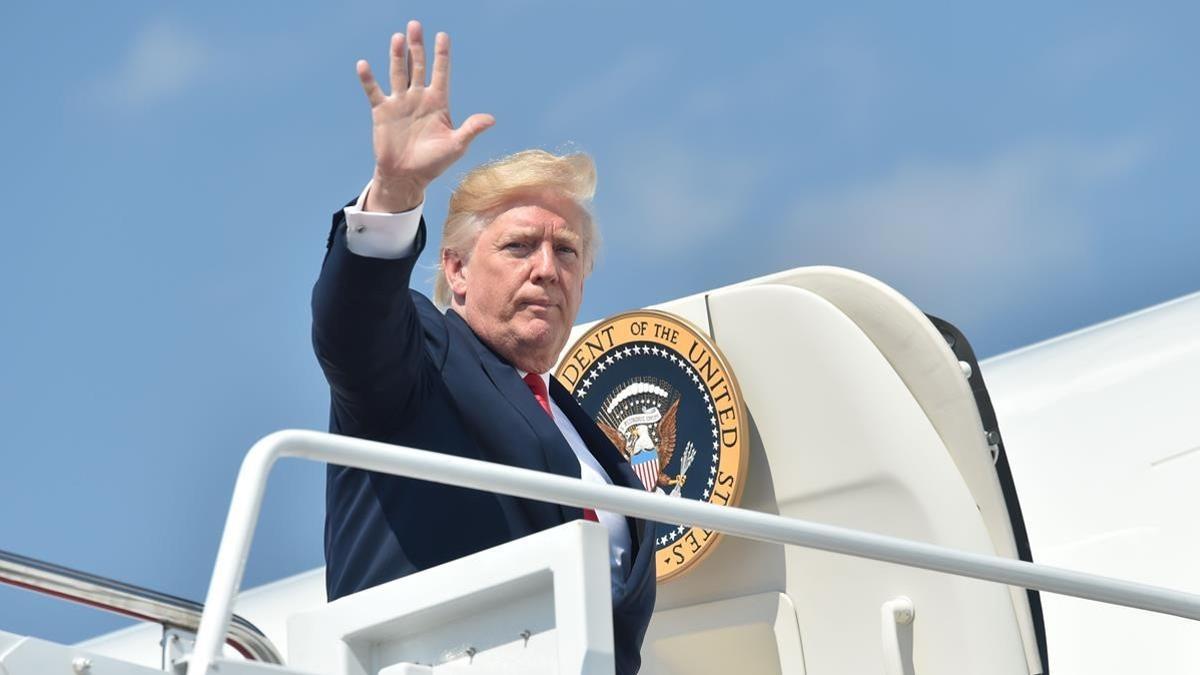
[669, 354, 678, 363]
[604, 355, 614, 365]
[632, 345, 642, 354]
[710, 428, 718, 438]
[707, 477, 714, 487]
[706, 403, 713, 413]
[711, 442, 718, 451]
[704, 393, 711, 403]
[595, 363, 606, 373]
[709, 465, 717, 475]
[709, 415, 716, 424]
[711, 453, 718, 462]
[703, 490, 711, 499]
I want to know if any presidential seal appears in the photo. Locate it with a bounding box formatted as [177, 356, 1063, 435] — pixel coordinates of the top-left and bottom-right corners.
[555, 310, 749, 582]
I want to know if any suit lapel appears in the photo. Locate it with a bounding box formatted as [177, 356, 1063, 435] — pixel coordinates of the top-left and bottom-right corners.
[442, 310, 650, 558]
[445, 311, 581, 523]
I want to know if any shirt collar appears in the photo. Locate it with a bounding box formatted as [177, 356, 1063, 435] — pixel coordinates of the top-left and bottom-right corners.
[516, 369, 551, 392]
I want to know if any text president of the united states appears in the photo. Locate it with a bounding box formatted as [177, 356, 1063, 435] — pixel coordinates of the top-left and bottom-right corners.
[311, 20, 656, 674]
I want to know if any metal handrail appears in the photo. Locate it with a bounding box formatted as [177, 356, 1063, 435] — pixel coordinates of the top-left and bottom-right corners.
[190, 429, 1200, 675]
[0, 548, 283, 665]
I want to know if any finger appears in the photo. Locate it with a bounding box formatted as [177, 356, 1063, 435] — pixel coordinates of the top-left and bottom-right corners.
[356, 60, 386, 107]
[430, 32, 450, 93]
[407, 20, 427, 88]
[388, 32, 407, 93]
[454, 113, 495, 147]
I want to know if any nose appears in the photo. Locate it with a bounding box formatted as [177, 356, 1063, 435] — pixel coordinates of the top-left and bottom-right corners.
[530, 241, 559, 283]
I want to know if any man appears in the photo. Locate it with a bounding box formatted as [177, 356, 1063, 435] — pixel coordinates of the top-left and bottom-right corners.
[311, 21, 656, 674]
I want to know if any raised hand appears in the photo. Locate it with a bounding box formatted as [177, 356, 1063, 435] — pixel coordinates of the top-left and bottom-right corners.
[357, 21, 494, 212]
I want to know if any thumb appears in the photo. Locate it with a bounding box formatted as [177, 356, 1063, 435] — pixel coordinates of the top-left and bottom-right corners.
[454, 113, 495, 147]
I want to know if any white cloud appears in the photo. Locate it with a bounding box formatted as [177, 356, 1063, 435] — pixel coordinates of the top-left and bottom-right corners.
[775, 138, 1152, 324]
[90, 20, 211, 109]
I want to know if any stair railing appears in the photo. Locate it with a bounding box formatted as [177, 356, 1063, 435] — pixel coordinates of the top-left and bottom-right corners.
[188, 429, 1200, 675]
[0, 548, 283, 666]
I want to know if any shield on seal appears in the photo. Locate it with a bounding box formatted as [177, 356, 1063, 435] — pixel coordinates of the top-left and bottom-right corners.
[630, 449, 660, 491]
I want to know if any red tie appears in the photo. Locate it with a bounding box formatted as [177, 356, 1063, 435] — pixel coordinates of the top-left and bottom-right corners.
[523, 373, 599, 523]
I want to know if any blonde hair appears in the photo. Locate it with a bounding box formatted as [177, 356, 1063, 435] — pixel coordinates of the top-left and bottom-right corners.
[434, 149, 599, 308]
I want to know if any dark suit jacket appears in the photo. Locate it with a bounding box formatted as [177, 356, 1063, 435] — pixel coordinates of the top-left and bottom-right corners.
[312, 209, 656, 674]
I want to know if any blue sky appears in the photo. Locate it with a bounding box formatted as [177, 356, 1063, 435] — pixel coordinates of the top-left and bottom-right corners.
[1, 1, 1196, 643]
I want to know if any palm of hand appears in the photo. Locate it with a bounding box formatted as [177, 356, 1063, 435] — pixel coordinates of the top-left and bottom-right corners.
[357, 22, 494, 208]
[371, 91, 460, 188]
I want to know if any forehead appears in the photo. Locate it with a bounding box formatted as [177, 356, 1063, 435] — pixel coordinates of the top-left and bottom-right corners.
[483, 190, 585, 238]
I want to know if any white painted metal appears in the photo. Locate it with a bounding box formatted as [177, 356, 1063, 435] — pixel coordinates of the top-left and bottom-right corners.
[983, 291, 1200, 672]
[879, 597, 915, 675]
[640, 593, 806, 674]
[0, 629, 165, 675]
[176, 658, 301, 675]
[725, 267, 1036, 624]
[695, 280, 1030, 674]
[287, 521, 614, 675]
[188, 428, 1200, 675]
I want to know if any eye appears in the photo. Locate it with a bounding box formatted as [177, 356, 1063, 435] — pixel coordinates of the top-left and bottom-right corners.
[503, 241, 531, 254]
[556, 245, 578, 257]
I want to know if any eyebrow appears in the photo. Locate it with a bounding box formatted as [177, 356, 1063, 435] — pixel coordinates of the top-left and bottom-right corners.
[501, 225, 582, 245]
[554, 229, 582, 245]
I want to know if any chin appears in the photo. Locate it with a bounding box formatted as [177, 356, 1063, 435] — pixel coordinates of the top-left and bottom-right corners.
[511, 328, 566, 373]
[519, 318, 565, 345]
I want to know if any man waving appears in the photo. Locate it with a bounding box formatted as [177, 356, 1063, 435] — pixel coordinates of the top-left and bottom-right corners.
[312, 20, 656, 674]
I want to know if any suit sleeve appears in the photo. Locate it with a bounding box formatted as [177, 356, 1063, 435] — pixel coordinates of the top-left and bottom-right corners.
[311, 207, 433, 432]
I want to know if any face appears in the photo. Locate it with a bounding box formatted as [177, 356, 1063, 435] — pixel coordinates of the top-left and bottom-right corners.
[444, 191, 587, 373]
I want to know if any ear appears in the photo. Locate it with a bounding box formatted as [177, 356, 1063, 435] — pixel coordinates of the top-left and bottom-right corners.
[442, 248, 469, 298]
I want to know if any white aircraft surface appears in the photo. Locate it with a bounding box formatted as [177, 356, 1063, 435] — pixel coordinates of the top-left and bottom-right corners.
[2, 267, 1198, 674]
[982, 291, 1200, 673]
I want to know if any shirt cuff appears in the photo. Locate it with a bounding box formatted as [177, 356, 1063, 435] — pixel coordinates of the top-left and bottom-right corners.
[342, 181, 424, 259]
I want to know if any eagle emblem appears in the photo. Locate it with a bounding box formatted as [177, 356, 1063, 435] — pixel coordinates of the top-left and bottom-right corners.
[596, 380, 696, 494]
[555, 309, 749, 582]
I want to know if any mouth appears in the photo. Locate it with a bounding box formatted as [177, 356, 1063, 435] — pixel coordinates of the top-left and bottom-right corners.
[518, 297, 558, 311]
[520, 304, 558, 319]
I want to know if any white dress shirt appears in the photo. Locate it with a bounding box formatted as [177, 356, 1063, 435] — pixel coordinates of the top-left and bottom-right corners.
[343, 183, 634, 584]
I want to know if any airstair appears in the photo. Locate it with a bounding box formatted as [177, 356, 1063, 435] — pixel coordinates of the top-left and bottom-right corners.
[4, 267, 1199, 674]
